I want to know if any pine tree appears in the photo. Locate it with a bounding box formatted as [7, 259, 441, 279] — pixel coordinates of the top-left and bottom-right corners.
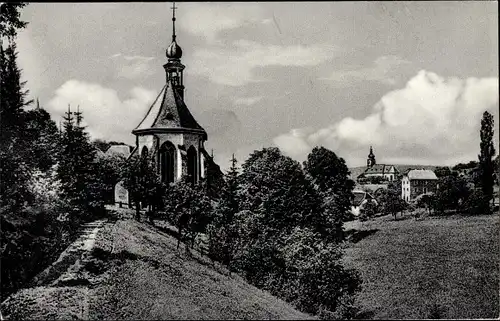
[208, 154, 240, 270]
[57, 106, 102, 218]
[478, 111, 496, 213]
[0, 40, 33, 209]
[0, 3, 28, 40]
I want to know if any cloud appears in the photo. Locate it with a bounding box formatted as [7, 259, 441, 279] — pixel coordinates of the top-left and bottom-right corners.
[274, 70, 499, 166]
[234, 96, 263, 106]
[178, 3, 270, 43]
[109, 53, 156, 79]
[190, 40, 336, 86]
[46, 80, 156, 144]
[321, 55, 412, 86]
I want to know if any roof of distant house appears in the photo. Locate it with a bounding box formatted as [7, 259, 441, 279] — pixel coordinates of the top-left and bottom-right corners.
[406, 169, 438, 180]
[106, 145, 131, 158]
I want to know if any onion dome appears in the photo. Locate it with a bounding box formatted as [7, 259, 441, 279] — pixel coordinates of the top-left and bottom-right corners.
[166, 40, 182, 59]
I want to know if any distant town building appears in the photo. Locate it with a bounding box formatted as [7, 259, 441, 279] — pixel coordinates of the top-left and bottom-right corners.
[401, 169, 438, 202]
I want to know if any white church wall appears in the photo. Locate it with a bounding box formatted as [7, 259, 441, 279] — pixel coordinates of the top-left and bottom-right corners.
[137, 135, 155, 153]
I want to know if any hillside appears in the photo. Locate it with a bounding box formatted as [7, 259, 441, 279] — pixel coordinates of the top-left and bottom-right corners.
[342, 213, 499, 319]
[1, 219, 314, 320]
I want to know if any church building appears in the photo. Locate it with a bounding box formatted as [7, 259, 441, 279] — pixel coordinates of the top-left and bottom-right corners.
[357, 146, 399, 183]
[114, 5, 220, 207]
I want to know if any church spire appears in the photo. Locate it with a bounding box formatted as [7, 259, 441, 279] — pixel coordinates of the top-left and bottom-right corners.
[166, 1, 182, 60]
[171, 1, 177, 42]
[164, 1, 185, 98]
[367, 145, 376, 168]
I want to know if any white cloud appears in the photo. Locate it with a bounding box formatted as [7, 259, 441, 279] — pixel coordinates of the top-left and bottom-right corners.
[274, 70, 499, 166]
[178, 3, 269, 43]
[234, 96, 263, 106]
[109, 53, 156, 79]
[191, 40, 336, 86]
[321, 55, 411, 86]
[47, 80, 156, 144]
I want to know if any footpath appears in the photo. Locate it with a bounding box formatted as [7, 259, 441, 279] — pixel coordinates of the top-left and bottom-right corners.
[1, 219, 107, 320]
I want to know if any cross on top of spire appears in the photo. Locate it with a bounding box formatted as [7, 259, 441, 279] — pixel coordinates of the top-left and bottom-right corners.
[171, 1, 177, 41]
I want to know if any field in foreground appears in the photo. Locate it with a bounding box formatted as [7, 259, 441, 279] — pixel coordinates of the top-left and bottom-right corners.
[343, 213, 499, 319]
[1, 218, 313, 320]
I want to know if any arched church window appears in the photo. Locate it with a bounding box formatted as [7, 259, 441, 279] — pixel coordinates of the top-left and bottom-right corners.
[159, 141, 176, 183]
[141, 146, 149, 159]
[187, 146, 197, 186]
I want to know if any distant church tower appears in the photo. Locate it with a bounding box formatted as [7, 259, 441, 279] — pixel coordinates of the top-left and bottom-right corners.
[131, 2, 208, 185]
[367, 146, 376, 168]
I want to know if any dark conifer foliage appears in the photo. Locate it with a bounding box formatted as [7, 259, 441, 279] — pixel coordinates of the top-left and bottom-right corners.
[478, 111, 496, 213]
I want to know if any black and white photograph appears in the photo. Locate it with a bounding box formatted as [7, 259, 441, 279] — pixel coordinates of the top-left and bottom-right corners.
[0, 1, 498, 320]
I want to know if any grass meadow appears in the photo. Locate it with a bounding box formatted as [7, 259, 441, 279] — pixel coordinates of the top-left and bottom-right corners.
[343, 213, 499, 319]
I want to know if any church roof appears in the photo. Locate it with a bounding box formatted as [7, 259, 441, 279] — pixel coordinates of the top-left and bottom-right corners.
[133, 82, 206, 136]
[364, 164, 398, 175]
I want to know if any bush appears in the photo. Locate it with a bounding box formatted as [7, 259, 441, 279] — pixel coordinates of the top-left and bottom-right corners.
[278, 228, 362, 316]
[359, 200, 377, 221]
[463, 189, 490, 215]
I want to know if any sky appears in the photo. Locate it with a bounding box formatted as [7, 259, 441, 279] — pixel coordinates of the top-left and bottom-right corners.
[15, 2, 499, 171]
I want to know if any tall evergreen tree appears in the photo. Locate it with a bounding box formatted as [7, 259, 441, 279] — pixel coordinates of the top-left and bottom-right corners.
[0, 3, 28, 40]
[57, 106, 103, 217]
[208, 154, 240, 269]
[478, 111, 496, 213]
[0, 41, 33, 209]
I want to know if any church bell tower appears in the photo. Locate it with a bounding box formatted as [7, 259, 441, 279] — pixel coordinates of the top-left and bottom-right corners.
[367, 146, 376, 168]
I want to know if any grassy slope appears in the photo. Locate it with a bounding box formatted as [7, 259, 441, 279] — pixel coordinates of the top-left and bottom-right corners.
[2, 219, 313, 320]
[343, 213, 499, 319]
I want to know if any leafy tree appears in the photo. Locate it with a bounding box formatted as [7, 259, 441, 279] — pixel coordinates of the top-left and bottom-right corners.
[434, 175, 471, 214]
[122, 153, 164, 220]
[303, 146, 355, 242]
[415, 193, 436, 215]
[478, 111, 496, 213]
[434, 166, 452, 178]
[359, 199, 378, 222]
[463, 188, 490, 215]
[279, 227, 362, 318]
[378, 183, 407, 220]
[239, 147, 323, 236]
[94, 152, 127, 204]
[452, 160, 478, 171]
[162, 177, 213, 247]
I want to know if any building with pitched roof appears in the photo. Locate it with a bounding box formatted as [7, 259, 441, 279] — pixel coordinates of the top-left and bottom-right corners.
[357, 147, 399, 183]
[127, 5, 212, 186]
[401, 169, 438, 202]
[114, 5, 222, 207]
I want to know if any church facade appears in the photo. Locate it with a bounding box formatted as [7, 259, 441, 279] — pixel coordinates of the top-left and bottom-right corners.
[114, 6, 219, 207]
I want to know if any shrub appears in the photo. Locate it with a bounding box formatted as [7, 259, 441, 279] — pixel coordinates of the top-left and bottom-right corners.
[463, 189, 490, 215]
